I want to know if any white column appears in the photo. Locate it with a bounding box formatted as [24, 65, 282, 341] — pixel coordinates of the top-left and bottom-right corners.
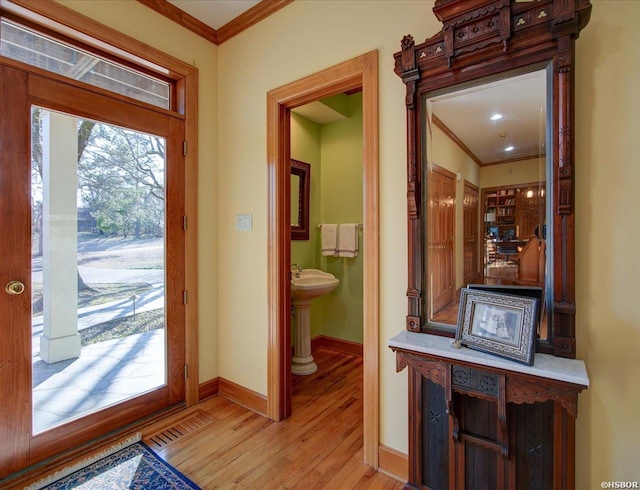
[291, 299, 317, 375]
[39, 111, 81, 363]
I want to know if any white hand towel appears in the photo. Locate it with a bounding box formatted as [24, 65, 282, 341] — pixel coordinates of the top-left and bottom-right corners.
[337, 223, 359, 258]
[321, 224, 338, 256]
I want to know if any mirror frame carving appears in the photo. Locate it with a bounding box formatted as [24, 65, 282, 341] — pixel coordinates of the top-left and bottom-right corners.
[394, 0, 592, 358]
[291, 159, 311, 240]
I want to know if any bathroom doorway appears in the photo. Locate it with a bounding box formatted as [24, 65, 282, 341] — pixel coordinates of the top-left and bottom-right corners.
[290, 91, 364, 376]
[266, 51, 379, 466]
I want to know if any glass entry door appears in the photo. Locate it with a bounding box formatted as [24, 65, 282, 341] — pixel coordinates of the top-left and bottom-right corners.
[0, 62, 185, 478]
[31, 107, 168, 433]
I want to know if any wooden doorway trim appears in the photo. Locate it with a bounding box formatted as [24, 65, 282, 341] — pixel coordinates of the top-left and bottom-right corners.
[266, 50, 379, 466]
[463, 180, 480, 286]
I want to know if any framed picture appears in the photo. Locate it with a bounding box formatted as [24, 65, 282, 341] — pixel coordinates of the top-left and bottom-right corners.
[467, 284, 544, 330]
[455, 288, 538, 365]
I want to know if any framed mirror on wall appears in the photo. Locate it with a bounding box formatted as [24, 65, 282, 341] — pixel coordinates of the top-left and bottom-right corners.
[291, 159, 310, 240]
[391, 2, 593, 488]
[423, 66, 551, 337]
[395, 0, 593, 359]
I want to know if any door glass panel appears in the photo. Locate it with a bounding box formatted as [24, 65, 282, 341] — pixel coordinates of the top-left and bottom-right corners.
[1, 19, 170, 109]
[31, 107, 166, 433]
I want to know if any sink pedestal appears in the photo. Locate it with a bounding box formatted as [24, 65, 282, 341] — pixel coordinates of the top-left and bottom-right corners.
[291, 298, 317, 375]
[290, 269, 339, 375]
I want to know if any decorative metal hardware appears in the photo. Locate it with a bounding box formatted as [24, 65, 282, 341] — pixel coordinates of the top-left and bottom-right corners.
[5, 281, 25, 295]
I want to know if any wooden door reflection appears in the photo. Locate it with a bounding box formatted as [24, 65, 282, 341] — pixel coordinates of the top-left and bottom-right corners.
[428, 165, 455, 317]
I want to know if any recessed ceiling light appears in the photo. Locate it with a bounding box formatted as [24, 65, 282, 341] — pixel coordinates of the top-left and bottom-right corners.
[504, 146, 514, 152]
[490, 113, 503, 121]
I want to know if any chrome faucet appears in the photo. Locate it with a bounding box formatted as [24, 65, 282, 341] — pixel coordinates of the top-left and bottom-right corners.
[291, 263, 302, 278]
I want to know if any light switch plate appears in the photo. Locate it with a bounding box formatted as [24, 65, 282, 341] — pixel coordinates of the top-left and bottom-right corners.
[236, 214, 252, 231]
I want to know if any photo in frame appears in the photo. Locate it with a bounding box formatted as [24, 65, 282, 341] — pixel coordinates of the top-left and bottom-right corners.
[455, 288, 538, 365]
[467, 284, 544, 331]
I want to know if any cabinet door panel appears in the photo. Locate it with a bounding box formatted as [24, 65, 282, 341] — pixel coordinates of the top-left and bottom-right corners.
[421, 379, 449, 490]
[512, 401, 555, 489]
[464, 444, 498, 490]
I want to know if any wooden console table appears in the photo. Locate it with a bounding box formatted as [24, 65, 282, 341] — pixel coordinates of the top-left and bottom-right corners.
[389, 331, 589, 490]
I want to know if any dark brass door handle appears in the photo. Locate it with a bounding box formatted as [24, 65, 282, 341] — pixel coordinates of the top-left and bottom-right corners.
[5, 281, 25, 295]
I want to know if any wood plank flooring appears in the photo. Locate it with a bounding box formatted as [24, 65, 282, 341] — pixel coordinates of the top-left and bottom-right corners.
[11, 348, 403, 489]
[146, 348, 403, 489]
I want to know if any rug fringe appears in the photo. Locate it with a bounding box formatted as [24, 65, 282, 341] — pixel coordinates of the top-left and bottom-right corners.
[26, 432, 142, 490]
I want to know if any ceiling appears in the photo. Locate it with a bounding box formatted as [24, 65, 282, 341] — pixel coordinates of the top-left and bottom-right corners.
[292, 100, 348, 125]
[429, 69, 547, 166]
[166, 0, 260, 30]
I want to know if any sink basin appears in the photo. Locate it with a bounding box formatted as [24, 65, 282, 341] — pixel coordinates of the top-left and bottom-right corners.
[291, 269, 339, 300]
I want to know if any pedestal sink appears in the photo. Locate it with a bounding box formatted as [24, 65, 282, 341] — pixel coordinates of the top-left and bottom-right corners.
[291, 269, 339, 375]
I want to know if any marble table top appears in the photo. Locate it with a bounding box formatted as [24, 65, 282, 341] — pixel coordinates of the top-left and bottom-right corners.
[388, 330, 589, 387]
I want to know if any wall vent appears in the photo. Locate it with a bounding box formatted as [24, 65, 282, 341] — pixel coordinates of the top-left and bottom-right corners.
[143, 409, 214, 449]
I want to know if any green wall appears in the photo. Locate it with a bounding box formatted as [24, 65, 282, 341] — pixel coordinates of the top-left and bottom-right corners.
[290, 113, 321, 269]
[317, 93, 363, 343]
[290, 93, 364, 344]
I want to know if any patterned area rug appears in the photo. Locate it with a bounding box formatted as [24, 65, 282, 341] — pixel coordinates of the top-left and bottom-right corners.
[28, 437, 200, 489]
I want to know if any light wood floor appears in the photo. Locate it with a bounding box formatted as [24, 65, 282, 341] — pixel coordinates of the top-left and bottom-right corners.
[156, 348, 403, 489]
[15, 348, 403, 489]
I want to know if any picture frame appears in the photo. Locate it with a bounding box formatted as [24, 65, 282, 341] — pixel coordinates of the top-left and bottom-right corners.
[466, 284, 544, 330]
[455, 288, 538, 365]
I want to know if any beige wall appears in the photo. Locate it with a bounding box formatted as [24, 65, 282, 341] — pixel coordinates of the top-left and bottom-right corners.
[480, 158, 545, 189]
[56, 0, 220, 384]
[575, 1, 640, 486]
[57, 0, 640, 486]
[214, 0, 433, 435]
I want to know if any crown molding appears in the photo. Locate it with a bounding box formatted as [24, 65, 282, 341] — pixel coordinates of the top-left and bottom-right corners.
[136, 0, 217, 44]
[217, 0, 293, 44]
[136, 0, 294, 45]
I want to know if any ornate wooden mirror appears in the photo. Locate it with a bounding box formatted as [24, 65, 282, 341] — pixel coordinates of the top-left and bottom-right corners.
[290, 159, 310, 240]
[395, 0, 592, 358]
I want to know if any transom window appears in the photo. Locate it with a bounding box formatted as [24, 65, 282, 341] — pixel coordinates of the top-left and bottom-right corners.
[0, 18, 170, 109]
